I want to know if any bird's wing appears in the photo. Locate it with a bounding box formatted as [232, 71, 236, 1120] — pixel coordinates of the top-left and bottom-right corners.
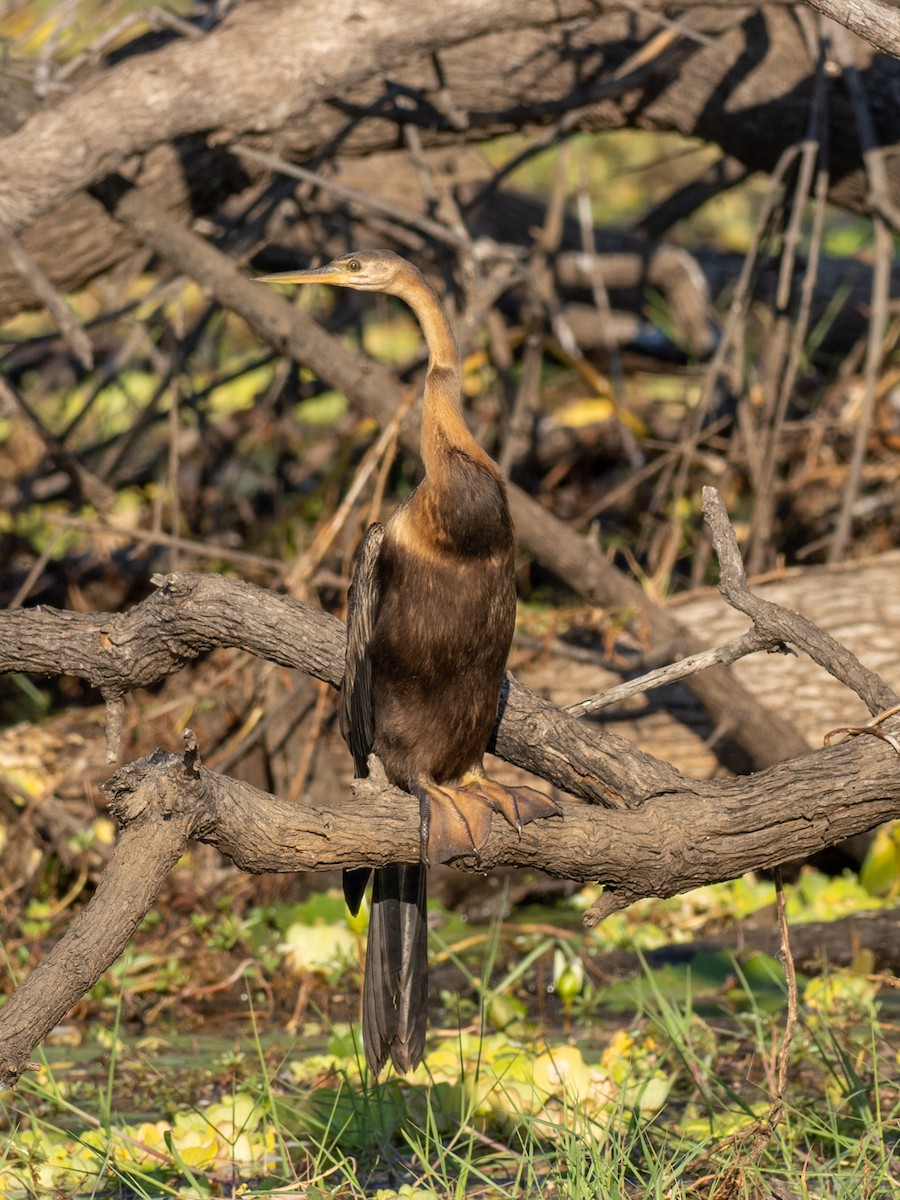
[340, 521, 385, 778]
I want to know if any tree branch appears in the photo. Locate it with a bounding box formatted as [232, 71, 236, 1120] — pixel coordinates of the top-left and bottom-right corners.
[2, 705, 898, 1088]
[801, 0, 900, 58]
[702, 486, 899, 715]
[93, 181, 814, 771]
[0, 570, 681, 805]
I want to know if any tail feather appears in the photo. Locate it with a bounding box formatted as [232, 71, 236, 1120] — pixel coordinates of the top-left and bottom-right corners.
[342, 867, 371, 916]
[362, 863, 428, 1075]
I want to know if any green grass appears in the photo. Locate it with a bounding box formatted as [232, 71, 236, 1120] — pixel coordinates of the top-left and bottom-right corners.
[2, 879, 897, 1198]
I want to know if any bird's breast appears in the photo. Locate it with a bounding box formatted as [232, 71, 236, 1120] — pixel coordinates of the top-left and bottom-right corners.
[367, 514, 516, 784]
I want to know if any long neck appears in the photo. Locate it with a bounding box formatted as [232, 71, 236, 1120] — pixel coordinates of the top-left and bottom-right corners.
[394, 271, 495, 481]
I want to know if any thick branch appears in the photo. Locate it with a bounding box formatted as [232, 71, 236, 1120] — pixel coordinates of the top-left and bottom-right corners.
[0, 750, 196, 1089]
[2, 726, 897, 1087]
[801, 0, 900, 57]
[0, 570, 681, 805]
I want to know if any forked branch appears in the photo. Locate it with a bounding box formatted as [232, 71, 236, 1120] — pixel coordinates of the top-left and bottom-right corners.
[1, 491, 899, 1087]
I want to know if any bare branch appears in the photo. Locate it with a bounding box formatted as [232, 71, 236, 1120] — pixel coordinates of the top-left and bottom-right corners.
[0, 749, 196, 1089]
[565, 629, 787, 718]
[0, 570, 681, 805]
[801, 0, 900, 58]
[3, 717, 898, 1087]
[702, 486, 899, 715]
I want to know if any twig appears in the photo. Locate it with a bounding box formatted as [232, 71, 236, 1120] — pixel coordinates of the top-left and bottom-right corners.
[772, 867, 799, 1111]
[746, 34, 829, 575]
[0, 223, 93, 369]
[285, 387, 417, 595]
[661, 143, 805, 566]
[233, 145, 462, 250]
[47, 512, 288, 575]
[633, 155, 748, 240]
[576, 161, 626, 405]
[497, 143, 570, 474]
[702, 486, 898, 715]
[0, 376, 116, 511]
[828, 27, 896, 564]
[565, 629, 786, 718]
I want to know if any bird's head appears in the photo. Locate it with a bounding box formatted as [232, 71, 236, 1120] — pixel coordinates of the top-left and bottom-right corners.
[257, 249, 413, 294]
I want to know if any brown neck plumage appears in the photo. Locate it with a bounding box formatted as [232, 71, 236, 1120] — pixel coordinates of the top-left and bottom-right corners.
[393, 270, 497, 484]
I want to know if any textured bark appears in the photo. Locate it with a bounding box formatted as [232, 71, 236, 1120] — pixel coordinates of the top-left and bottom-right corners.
[0, 0, 897, 321]
[2, 558, 899, 1088]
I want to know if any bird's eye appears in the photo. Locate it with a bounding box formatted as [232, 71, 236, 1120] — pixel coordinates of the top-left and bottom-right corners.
[348, 258, 361, 272]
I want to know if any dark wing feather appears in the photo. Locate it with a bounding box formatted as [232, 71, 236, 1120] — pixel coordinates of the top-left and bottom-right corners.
[341, 522, 385, 918]
[340, 521, 385, 777]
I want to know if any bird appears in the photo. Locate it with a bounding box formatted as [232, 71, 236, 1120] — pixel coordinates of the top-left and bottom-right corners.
[258, 250, 560, 1075]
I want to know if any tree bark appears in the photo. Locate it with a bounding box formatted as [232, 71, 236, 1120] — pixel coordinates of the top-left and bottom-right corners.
[1, 574, 898, 1087]
[0, 0, 897, 322]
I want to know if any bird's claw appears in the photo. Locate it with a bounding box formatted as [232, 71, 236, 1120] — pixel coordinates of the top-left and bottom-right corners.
[412, 781, 491, 865]
[412, 775, 560, 865]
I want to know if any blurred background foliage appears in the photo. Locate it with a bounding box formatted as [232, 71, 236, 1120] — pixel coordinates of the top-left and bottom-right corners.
[0, 0, 898, 1193]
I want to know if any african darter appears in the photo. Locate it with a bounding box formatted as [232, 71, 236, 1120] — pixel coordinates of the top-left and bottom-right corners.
[259, 250, 560, 1074]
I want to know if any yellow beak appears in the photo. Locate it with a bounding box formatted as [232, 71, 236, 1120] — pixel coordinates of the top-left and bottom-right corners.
[256, 265, 343, 286]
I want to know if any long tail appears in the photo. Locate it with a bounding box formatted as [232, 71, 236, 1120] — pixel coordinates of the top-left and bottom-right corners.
[358, 863, 428, 1075]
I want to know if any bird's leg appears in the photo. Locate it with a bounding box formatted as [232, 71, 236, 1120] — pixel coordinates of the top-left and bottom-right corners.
[459, 768, 562, 835]
[411, 779, 494, 866]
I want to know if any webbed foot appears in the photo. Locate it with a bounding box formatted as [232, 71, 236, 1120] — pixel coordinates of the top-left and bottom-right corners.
[412, 781, 494, 865]
[460, 769, 562, 835]
[412, 772, 561, 865]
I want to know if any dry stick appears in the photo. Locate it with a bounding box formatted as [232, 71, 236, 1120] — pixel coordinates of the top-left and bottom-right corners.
[573, 163, 645, 479]
[828, 29, 896, 564]
[634, 154, 749, 240]
[7, 532, 65, 610]
[286, 388, 417, 594]
[95, 181, 814, 769]
[167, 378, 182, 574]
[288, 679, 331, 806]
[575, 162, 626, 413]
[497, 145, 570, 474]
[0, 376, 116, 512]
[772, 867, 799, 1112]
[98, 301, 219, 482]
[54, 5, 203, 84]
[686, 868, 799, 1189]
[0, 223, 94, 370]
[234, 145, 462, 251]
[660, 143, 804, 565]
[827, 224, 890, 565]
[746, 42, 829, 575]
[47, 513, 288, 575]
[565, 628, 784, 718]
[702, 486, 898, 715]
